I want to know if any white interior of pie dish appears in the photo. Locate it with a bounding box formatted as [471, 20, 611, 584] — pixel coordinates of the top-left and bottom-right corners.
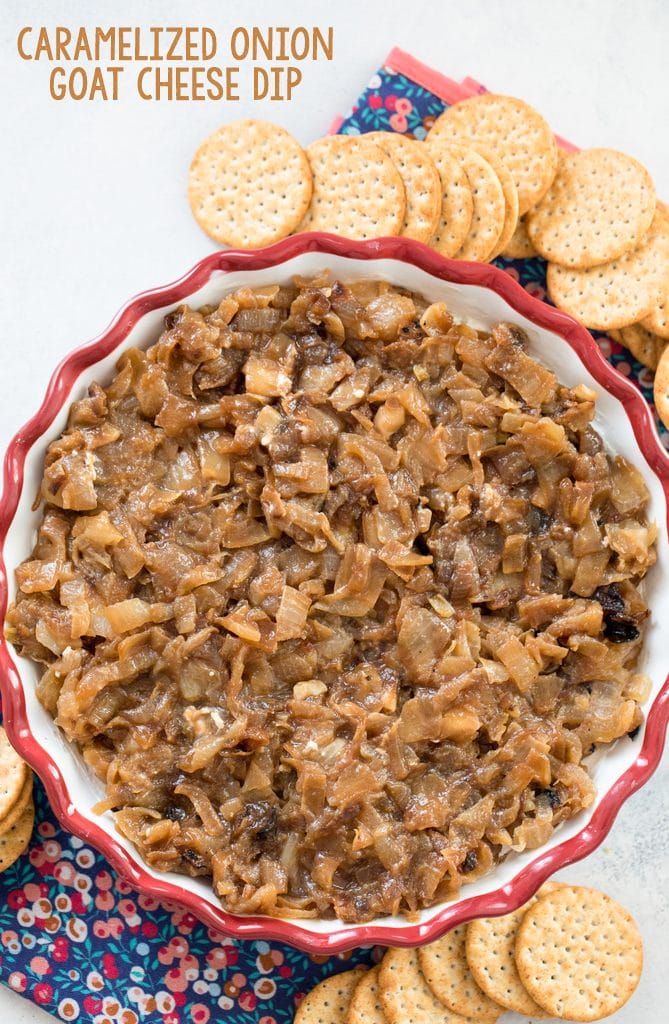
[4, 249, 669, 943]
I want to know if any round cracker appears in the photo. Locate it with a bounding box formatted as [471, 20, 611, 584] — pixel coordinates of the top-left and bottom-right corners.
[445, 146, 506, 262]
[0, 798, 34, 872]
[367, 132, 441, 243]
[424, 143, 474, 257]
[418, 923, 502, 1021]
[465, 882, 564, 1017]
[188, 120, 313, 248]
[547, 211, 669, 330]
[0, 726, 27, 821]
[298, 136, 406, 239]
[616, 323, 666, 370]
[500, 215, 538, 259]
[653, 343, 669, 430]
[642, 291, 669, 339]
[379, 947, 471, 1024]
[0, 769, 33, 837]
[515, 886, 643, 1021]
[427, 94, 558, 215]
[476, 149, 520, 260]
[527, 148, 656, 268]
[641, 209, 669, 337]
[295, 967, 368, 1024]
[346, 965, 385, 1024]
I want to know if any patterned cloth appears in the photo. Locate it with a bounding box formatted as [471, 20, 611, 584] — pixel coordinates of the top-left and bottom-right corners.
[1, 50, 666, 1024]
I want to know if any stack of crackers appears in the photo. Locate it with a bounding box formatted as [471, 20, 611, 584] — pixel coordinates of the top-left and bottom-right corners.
[0, 726, 35, 873]
[295, 884, 643, 1024]
[187, 100, 669, 431]
[186, 111, 531, 257]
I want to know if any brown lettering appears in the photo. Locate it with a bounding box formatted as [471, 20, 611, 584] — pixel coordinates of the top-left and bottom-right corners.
[54, 26, 72, 61]
[226, 66, 240, 101]
[206, 65, 224, 100]
[287, 66, 301, 98]
[166, 27, 182, 60]
[117, 27, 132, 60]
[49, 66, 66, 99]
[313, 26, 334, 60]
[94, 27, 115, 60]
[230, 27, 249, 60]
[17, 27, 33, 60]
[72, 27, 92, 60]
[202, 27, 217, 60]
[137, 66, 152, 100]
[253, 66, 269, 99]
[291, 28, 309, 61]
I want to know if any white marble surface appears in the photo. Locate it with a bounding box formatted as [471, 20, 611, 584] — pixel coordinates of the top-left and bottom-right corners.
[0, 0, 668, 1020]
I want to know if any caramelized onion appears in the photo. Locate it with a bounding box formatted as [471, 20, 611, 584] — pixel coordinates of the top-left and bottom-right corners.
[6, 276, 654, 923]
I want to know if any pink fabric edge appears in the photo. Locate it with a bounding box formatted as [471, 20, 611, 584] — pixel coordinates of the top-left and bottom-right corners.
[328, 49, 579, 154]
[327, 47, 469, 135]
[383, 47, 471, 104]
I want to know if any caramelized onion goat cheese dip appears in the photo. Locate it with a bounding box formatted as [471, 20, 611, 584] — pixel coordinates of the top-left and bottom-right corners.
[6, 276, 656, 922]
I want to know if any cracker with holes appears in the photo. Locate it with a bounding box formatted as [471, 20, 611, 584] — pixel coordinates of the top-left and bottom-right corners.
[367, 132, 441, 243]
[642, 293, 669, 339]
[642, 206, 669, 337]
[501, 214, 538, 259]
[515, 885, 643, 1021]
[418, 923, 502, 1021]
[427, 94, 558, 215]
[188, 120, 313, 248]
[299, 136, 406, 239]
[477, 148, 519, 260]
[0, 726, 28, 822]
[424, 144, 474, 257]
[379, 947, 471, 1024]
[346, 965, 386, 1024]
[613, 323, 666, 371]
[654, 342, 669, 429]
[547, 211, 669, 329]
[465, 882, 564, 1017]
[0, 770, 33, 837]
[0, 799, 34, 872]
[445, 146, 506, 262]
[295, 968, 367, 1024]
[527, 149, 656, 268]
